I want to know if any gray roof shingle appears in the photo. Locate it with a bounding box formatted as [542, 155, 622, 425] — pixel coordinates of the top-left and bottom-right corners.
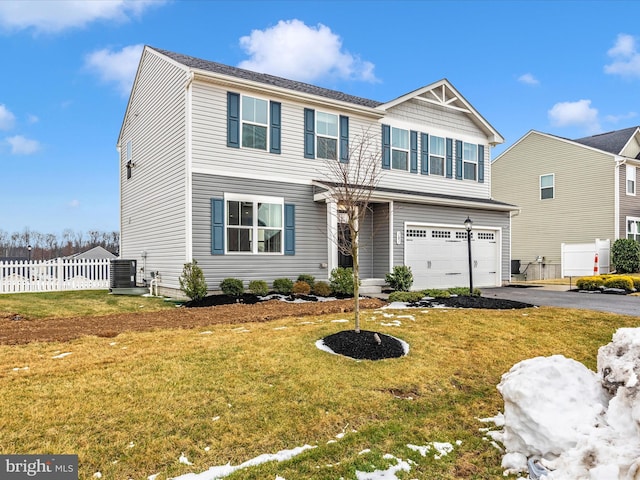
[152, 47, 383, 109]
[573, 126, 640, 156]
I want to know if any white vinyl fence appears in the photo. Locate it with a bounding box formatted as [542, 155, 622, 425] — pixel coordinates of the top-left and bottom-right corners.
[0, 258, 111, 294]
[561, 238, 611, 278]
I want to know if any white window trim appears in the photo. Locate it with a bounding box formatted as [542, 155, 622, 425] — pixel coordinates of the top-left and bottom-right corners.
[627, 216, 640, 241]
[627, 165, 636, 196]
[224, 193, 284, 255]
[316, 111, 339, 160]
[462, 142, 478, 181]
[391, 127, 409, 171]
[430, 135, 445, 176]
[540, 173, 555, 200]
[240, 94, 269, 151]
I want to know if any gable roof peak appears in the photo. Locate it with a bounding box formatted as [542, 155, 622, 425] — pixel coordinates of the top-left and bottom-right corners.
[572, 126, 640, 155]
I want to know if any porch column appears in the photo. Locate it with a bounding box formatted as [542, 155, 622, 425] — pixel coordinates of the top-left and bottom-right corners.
[327, 200, 338, 274]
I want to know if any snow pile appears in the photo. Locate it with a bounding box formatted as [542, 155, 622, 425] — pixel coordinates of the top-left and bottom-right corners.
[485, 328, 640, 479]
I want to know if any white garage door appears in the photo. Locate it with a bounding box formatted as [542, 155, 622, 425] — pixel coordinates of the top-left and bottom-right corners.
[405, 225, 499, 290]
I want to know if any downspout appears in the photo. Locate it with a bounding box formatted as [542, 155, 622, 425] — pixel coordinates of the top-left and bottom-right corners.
[614, 156, 625, 240]
[185, 71, 195, 264]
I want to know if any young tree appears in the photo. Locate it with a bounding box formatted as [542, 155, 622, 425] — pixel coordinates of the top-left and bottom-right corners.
[322, 128, 383, 333]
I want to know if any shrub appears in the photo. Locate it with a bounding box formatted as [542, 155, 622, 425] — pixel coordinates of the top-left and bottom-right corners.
[576, 276, 605, 291]
[178, 260, 208, 301]
[329, 267, 356, 295]
[296, 274, 316, 288]
[448, 287, 481, 297]
[633, 277, 640, 291]
[422, 289, 450, 298]
[603, 276, 635, 292]
[248, 280, 269, 296]
[313, 281, 332, 297]
[388, 291, 424, 303]
[385, 265, 414, 292]
[272, 278, 294, 295]
[611, 238, 640, 274]
[292, 280, 311, 295]
[219, 277, 244, 296]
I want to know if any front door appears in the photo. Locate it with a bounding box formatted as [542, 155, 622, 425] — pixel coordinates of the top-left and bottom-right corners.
[338, 222, 353, 268]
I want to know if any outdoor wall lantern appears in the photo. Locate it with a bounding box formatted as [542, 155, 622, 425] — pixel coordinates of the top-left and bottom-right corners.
[27, 244, 32, 262]
[464, 217, 473, 294]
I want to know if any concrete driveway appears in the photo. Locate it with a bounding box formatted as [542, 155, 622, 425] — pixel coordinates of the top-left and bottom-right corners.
[481, 286, 640, 317]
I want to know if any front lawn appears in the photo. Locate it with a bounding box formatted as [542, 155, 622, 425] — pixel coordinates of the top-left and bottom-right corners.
[0, 302, 636, 479]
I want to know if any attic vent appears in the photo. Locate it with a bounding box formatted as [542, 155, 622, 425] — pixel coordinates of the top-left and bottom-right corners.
[110, 259, 137, 289]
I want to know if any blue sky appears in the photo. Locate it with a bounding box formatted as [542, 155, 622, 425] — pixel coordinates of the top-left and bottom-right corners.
[1, 0, 639, 236]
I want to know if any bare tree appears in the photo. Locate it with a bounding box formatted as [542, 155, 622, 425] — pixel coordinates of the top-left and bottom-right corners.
[322, 128, 383, 333]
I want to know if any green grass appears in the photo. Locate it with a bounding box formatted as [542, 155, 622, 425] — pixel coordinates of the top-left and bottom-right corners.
[0, 290, 177, 318]
[0, 295, 637, 479]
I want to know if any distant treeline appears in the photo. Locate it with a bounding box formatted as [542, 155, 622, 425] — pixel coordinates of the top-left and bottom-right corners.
[0, 228, 119, 261]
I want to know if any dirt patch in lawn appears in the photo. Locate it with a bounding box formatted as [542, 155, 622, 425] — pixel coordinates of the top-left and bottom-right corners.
[0, 298, 386, 345]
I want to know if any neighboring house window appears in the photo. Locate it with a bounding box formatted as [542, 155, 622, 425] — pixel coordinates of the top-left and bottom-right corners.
[391, 127, 409, 170]
[462, 142, 477, 180]
[627, 165, 636, 195]
[628, 218, 640, 241]
[242, 95, 268, 150]
[540, 174, 554, 199]
[430, 136, 445, 176]
[316, 112, 339, 160]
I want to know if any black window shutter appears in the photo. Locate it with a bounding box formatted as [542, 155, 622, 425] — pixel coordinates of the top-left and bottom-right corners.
[382, 124, 391, 170]
[339, 115, 349, 163]
[211, 198, 225, 255]
[304, 108, 315, 158]
[284, 204, 295, 255]
[410, 130, 418, 173]
[455, 140, 463, 180]
[227, 92, 240, 148]
[421, 133, 429, 175]
[270, 101, 281, 154]
[478, 144, 485, 183]
[446, 138, 453, 178]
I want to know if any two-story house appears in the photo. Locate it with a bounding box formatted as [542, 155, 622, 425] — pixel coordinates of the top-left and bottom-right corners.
[492, 127, 640, 280]
[117, 46, 516, 295]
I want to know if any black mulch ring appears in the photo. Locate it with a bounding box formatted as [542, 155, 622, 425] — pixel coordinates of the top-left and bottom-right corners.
[409, 296, 534, 309]
[321, 330, 407, 361]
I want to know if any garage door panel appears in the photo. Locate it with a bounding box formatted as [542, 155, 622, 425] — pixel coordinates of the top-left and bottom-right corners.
[405, 225, 499, 290]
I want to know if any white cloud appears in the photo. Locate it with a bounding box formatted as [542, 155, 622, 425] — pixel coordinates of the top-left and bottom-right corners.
[604, 33, 640, 78]
[548, 99, 600, 133]
[0, 0, 165, 34]
[518, 73, 539, 86]
[68, 199, 80, 208]
[6, 135, 40, 155]
[85, 44, 144, 96]
[27, 114, 39, 124]
[604, 111, 638, 124]
[0, 104, 15, 130]
[237, 19, 377, 83]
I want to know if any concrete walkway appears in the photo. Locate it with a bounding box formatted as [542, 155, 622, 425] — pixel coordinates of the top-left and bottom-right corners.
[481, 286, 640, 317]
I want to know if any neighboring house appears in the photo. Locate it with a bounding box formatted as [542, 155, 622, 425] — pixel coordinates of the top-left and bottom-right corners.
[492, 127, 640, 280]
[117, 46, 516, 295]
[68, 246, 117, 260]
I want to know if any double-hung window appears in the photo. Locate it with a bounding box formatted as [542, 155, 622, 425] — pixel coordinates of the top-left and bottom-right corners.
[430, 135, 445, 176]
[628, 218, 640, 241]
[226, 195, 283, 254]
[462, 142, 477, 180]
[391, 127, 409, 170]
[627, 165, 636, 195]
[241, 96, 268, 150]
[540, 174, 554, 200]
[316, 112, 339, 160]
